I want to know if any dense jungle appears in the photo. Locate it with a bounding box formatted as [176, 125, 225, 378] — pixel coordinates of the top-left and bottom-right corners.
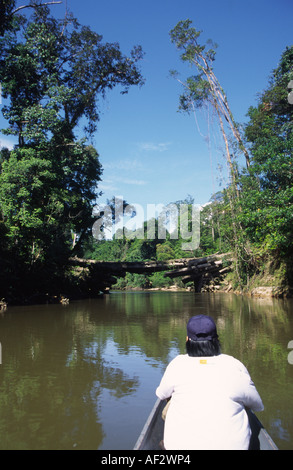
[0, 3, 292, 305]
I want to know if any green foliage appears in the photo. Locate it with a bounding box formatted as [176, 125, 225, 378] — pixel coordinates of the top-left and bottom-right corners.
[0, 6, 144, 301]
[169, 19, 218, 113]
[0, 0, 17, 36]
[156, 242, 175, 261]
[85, 195, 219, 289]
[170, 20, 293, 292]
[0, 149, 56, 258]
[114, 273, 150, 290]
[213, 46, 293, 290]
[240, 46, 293, 260]
[148, 272, 173, 288]
[102, 42, 293, 293]
[170, 19, 250, 173]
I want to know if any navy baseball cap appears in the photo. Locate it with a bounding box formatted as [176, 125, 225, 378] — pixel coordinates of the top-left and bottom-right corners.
[187, 315, 218, 341]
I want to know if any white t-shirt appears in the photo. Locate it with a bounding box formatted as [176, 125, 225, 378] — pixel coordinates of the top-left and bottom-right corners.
[156, 353, 264, 450]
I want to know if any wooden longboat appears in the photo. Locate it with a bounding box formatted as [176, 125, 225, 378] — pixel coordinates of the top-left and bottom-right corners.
[133, 398, 278, 450]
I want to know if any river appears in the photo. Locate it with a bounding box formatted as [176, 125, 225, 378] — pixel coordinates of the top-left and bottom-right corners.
[0, 291, 292, 450]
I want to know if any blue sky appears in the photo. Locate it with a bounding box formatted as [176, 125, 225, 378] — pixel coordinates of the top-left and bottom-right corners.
[1, 0, 292, 216]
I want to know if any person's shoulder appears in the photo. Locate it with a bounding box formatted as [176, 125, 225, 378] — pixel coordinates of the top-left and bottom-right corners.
[217, 354, 249, 373]
[170, 354, 188, 363]
[167, 354, 189, 367]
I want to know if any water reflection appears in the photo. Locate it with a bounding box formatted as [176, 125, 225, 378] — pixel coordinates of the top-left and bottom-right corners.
[0, 292, 292, 449]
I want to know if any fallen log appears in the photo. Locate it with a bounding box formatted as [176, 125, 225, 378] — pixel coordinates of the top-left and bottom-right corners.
[69, 254, 232, 278]
[187, 256, 217, 266]
[164, 262, 224, 279]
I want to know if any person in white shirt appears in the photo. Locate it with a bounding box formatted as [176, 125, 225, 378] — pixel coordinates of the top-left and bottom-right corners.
[156, 314, 264, 450]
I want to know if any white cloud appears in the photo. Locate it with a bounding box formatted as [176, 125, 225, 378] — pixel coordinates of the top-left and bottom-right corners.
[137, 142, 171, 152]
[99, 176, 147, 193]
[99, 181, 119, 192]
[118, 178, 146, 186]
[103, 159, 144, 171]
[0, 136, 16, 150]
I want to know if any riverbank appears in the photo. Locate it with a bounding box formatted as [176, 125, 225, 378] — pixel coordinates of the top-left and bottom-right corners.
[1, 257, 291, 308]
[221, 258, 293, 299]
[114, 279, 292, 299]
[1, 283, 290, 309]
[114, 263, 292, 299]
[206, 281, 292, 299]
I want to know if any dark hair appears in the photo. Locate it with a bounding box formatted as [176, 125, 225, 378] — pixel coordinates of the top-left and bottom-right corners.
[186, 337, 221, 357]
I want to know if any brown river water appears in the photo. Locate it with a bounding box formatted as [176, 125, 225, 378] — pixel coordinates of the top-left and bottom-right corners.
[0, 291, 292, 450]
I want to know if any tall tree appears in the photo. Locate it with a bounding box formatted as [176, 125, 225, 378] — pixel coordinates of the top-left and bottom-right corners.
[0, 0, 62, 35]
[169, 20, 251, 288]
[169, 20, 250, 194]
[0, 0, 17, 35]
[0, 5, 144, 298]
[240, 46, 293, 259]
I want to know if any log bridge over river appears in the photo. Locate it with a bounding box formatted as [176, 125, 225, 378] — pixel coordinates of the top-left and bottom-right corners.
[69, 253, 232, 294]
